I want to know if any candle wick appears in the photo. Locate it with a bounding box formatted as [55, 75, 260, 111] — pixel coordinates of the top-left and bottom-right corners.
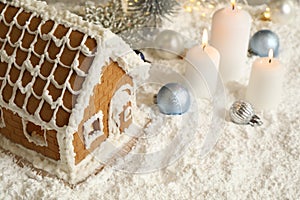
[202, 44, 206, 51]
[269, 58, 272, 63]
[232, 4, 235, 10]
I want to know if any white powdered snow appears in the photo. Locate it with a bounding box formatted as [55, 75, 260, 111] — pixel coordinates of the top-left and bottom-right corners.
[0, 1, 300, 199]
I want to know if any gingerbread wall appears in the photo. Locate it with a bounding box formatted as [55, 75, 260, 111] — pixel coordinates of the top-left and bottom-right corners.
[73, 62, 133, 164]
[0, 107, 60, 160]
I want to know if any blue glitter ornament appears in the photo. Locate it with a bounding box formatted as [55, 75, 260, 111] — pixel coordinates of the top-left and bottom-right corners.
[155, 83, 191, 115]
[249, 30, 280, 57]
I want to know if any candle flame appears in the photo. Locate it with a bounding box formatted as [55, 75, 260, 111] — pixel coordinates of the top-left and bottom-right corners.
[268, 49, 273, 63]
[231, 0, 236, 10]
[202, 29, 208, 50]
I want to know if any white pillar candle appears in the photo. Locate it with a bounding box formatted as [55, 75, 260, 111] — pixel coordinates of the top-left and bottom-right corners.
[211, 0, 251, 82]
[246, 49, 284, 110]
[185, 29, 220, 99]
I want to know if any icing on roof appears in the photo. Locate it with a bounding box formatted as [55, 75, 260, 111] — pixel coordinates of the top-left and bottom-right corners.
[0, 0, 149, 132]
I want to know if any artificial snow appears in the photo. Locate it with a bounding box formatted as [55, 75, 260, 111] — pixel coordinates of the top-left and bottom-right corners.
[0, 1, 300, 199]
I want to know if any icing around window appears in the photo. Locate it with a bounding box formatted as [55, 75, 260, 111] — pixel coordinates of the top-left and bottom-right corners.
[124, 106, 132, 122]
[83, 111, 104, 149]
[109, 84, 133, 136]
[0, 107, 6, 128]
[22, 119, 48, 147]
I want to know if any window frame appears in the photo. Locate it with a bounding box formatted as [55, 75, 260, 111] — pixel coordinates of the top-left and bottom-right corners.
[83, 111, 104, 149]
[22, 119, 48, 147]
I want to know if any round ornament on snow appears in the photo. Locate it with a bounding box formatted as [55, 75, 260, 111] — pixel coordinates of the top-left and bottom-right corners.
[229, 100, 263, 127]
[268, 0, 295, 23]
[155, 83, 191, 115]
[154, 30, 185, 60]
[249, 30, 280, 57]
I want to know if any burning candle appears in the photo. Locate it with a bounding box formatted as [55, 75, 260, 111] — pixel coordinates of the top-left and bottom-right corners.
[211, 0, 252, 82]
[246, 49, 284, 110]
[185, 29, 220, 99]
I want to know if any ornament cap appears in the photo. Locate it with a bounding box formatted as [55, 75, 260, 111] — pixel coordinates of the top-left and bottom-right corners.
[249, 114, 263, 127]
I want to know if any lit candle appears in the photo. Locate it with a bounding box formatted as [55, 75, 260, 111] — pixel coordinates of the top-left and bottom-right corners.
[210, 0, 252, 82]
[246, 49, 284, 110]
[185, 29, 220, 99]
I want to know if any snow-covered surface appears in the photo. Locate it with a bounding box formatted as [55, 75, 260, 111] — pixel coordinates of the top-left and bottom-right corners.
[1, 1, 300, 199]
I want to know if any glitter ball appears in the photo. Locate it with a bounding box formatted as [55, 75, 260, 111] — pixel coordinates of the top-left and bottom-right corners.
[156, 83, 191, 115]
[249, 30, 280, 57]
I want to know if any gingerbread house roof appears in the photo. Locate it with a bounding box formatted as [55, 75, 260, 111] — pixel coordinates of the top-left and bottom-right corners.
[0, 0, 149, 132]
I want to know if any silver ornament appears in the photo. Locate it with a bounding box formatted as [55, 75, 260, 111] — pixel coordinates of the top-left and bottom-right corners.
[229, 100, 263, 126]
[154, 30, 185, 60]
[249, 30, 280, 57]
[155, 83, 191, 115]
[268, 0, 295, 23]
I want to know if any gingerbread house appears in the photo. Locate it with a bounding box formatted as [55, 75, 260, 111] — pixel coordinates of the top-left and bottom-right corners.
[0, 0, 149, 184]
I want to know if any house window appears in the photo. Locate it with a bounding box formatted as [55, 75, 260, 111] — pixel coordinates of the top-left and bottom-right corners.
[0, 107, 5, 128]
[22, 119, 48, 147]
[83, 111, 104, 149]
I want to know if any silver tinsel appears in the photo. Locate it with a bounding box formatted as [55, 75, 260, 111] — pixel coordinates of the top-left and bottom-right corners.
[84, 0, 146, 34]
[128, 0, 179, 28]
[84, 0, 178, 46]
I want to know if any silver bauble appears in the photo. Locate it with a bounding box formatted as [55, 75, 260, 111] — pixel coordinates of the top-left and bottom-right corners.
[229, 100, 263, 126]
[269, 0, 295, 23]
[156, 83, 191, 115]
[247, 0, 270, 6]
[249, 30, 280, 57]
[154, 30, 185, 60]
